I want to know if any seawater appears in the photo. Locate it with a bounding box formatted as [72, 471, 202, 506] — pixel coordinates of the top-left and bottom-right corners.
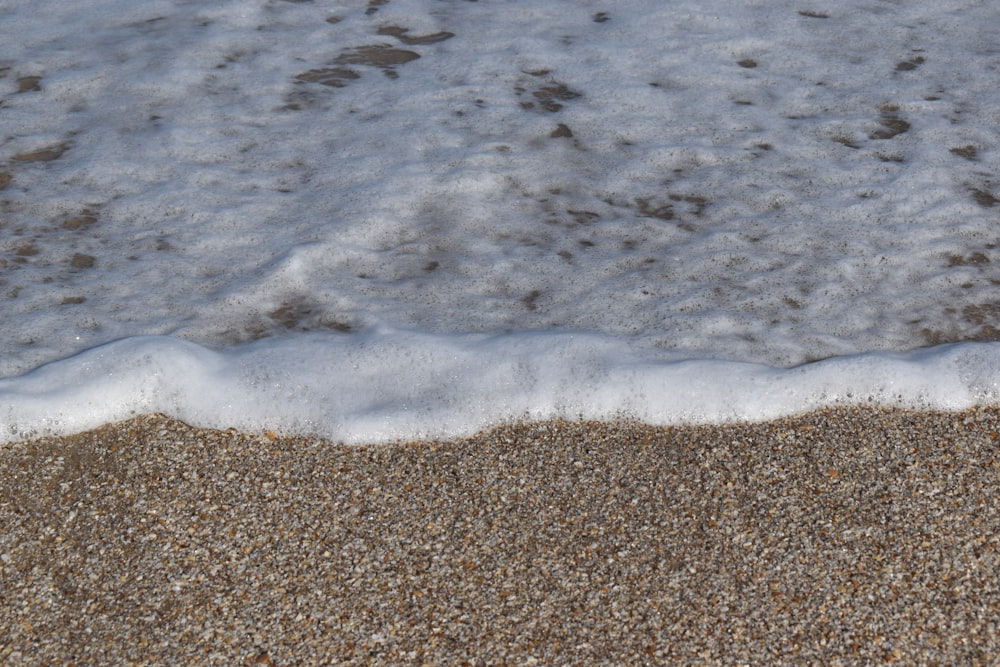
[2, 0, 1000, 442]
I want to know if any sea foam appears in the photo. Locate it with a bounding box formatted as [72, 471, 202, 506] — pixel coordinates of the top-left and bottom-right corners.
[3, 330, 998, 444]
[3, 0, 1000, 442]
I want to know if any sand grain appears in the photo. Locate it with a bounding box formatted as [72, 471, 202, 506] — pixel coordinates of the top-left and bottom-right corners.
[3, 408, 1000, 664]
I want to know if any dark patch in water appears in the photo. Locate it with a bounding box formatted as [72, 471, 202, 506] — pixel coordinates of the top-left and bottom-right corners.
[970, 188, 999, 208]
[550, 123, 573, 138]
[62, 208, 99, 231]
[12, 143, 70, 162]
[947, 252, 989, 266]
[869, 105, 909, 140]
[365, 0, 389, 16]
[335, 45, 420, 69]
[950, 145, 978, 161]
[832, 136, 860, 149]
[516, 79, 581, 113]
[70, 254, 96, 269]
[293, 43, 420, 94]
[895, 56, 925, 71]
[567, 210, 599, 224]
[522, 289, 542, 311]
[532, 83, 580, 112]
[16, 76, 42, 92]
[377, 26, 455, 45]
[634, 198, 674, 221]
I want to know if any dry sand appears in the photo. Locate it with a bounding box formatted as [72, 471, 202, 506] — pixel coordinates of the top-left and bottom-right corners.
[3, 407, 1000, 665]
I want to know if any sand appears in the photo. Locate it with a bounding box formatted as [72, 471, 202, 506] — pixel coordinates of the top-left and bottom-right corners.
[3, 407, 1000, 665]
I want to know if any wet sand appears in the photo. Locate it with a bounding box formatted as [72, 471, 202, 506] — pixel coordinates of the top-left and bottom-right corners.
[3, 407, 1000, 665]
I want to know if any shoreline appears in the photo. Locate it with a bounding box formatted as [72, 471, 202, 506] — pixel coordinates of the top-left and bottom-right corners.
[3, 407, 1000, 664]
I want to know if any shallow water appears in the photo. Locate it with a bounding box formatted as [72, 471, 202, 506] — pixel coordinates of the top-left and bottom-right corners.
[2, 0, 1000, 441]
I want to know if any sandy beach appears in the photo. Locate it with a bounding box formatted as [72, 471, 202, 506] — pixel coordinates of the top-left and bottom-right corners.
[3, 407, 1000, 665]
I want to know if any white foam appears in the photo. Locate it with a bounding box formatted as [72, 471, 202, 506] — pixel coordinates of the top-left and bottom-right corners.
[2, 330, 998, 444]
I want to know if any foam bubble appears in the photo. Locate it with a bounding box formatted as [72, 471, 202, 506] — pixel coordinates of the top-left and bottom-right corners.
[2, 330, 997, 444]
